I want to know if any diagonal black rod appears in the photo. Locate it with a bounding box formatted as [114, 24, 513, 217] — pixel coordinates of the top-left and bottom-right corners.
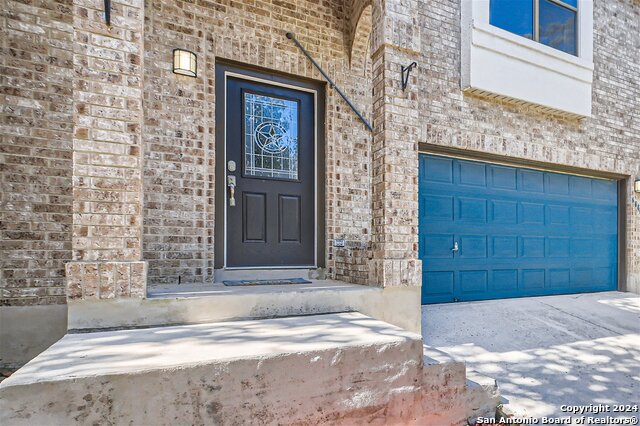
[286, 32, 373, 132]
[104, 0, 111, 25]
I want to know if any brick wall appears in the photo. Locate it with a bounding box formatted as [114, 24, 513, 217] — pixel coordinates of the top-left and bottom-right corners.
[141, 3, 211, 285]
[1, 0, 74, 306]
[142, 0, 374, 286]
[71, 0, 144, 263]
[416, 0, 640, 291]
[1, 0, 638, 305]
[65, 0, 147, 300]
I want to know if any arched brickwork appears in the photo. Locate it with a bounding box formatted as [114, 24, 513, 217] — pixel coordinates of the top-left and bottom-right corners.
[346, 0, 373, 70]
[349, 4, 373, 73]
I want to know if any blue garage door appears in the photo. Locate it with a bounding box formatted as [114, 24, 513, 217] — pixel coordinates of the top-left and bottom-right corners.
[419, 154, 618, 304]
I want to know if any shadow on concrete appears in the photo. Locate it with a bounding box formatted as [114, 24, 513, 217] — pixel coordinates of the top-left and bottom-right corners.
[3, 312, 418, 387]
[422, 291, 640, 419]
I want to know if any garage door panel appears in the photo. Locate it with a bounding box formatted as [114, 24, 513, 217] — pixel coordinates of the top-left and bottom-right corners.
[491, 269, 518, 291]
[423, 271, 454, 298]
[546, 173, 570, 195]
[547, 237, 570, 257]
[459, 161, 487, 186]
[521, 236, 545, 258]
[546, 205, 570, 225]
[459, 235, 487, 258]
[570, 176, 593, 198]
[593, 208, 617, 231]
[571, 238, 593, 257]
[457, 197, 487, 222]
[592, 179, 617, 201]
[420, 154, 618, 304]
[548, 268, 570, 288]
[593, 267, 614, 286]
[573, 268, 594, 287]
[518, 169, 545, 193]
[491, 200, 518, 223]
[599, 236, 617, 257]
[422, 234, 454, 259]
[521, 269, 545, 289]
[521, 202, 545, 224]
[460, 270, 488, 293]
[490, 165, 517, 190]
[491, 236, 518, 258]
[423, 156, 453, 183]
[423, 195, 454, 220]
[571, 207, 593, 228]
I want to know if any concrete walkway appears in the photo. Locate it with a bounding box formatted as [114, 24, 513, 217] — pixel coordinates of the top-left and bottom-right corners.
[422, 292, 640, 420]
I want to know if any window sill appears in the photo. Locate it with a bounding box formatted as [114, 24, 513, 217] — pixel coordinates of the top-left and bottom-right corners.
[475, 22, 593, 77]
[461, 20, 594, 117]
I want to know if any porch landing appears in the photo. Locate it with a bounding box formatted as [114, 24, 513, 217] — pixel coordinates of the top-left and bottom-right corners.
[0, 312, 498, 425]
[68, 280, 422, 334]
[147, 279, 357, 298]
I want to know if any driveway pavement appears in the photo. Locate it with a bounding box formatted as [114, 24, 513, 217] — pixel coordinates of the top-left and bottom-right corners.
[422, 291, 640, 421]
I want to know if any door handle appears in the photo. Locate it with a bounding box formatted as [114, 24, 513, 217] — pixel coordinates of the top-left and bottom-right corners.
[452, 241, 459, 253]
[227, 175, 236, 207]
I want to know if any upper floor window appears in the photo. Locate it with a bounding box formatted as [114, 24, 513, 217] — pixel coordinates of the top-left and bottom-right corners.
[490, 0, 577, 55]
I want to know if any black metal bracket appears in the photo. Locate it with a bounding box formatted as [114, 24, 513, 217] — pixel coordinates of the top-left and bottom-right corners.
[286, 32, 373, 132]
[401, 62, 417, 91]
[104, 0, 111, 25]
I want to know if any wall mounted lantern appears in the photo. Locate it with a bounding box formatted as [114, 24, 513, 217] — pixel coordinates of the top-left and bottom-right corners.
[634, 178, 640, 193]
[173, 49, 197, 77]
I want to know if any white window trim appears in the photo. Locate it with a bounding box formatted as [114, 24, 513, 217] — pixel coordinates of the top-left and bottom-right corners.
[461, 0, 594, 117]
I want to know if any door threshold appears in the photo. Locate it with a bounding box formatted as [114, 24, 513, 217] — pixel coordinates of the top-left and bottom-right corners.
[222, 266, 316, 270]
[215, 267, 322, 283]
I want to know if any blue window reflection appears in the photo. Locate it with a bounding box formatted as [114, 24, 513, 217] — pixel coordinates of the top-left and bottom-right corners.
[489, 0, 577, 56]
[490, 0, 534, 39]
[539, 0, 577, 55]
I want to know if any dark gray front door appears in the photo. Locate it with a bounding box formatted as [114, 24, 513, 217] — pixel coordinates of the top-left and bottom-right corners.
[225, 76, 315, 267]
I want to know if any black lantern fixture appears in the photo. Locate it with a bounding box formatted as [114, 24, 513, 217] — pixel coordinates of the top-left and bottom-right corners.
[173, 49, 197, 77]
[635, 178, 640, 193]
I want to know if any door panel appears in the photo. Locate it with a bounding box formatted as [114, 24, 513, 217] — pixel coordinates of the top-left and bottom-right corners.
[226, 77, 315, 267]
[419, 154, 618, 304]
[242, 192, 266, 242]
[279, 195, 301, 243]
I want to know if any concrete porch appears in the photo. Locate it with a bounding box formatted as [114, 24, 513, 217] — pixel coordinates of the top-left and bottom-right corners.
[0, 312, 499, 425]
[422, 292, 640, 421]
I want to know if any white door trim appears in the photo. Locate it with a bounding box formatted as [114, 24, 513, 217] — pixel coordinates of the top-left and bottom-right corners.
[222, 71, 319, 270]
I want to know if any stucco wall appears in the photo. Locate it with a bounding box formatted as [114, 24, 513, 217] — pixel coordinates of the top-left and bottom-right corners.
[0, 305, 67, 368]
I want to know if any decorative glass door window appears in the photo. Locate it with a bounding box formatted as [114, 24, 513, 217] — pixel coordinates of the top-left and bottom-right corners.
[490, 0, 578, 55]
[243, 93, 299, 180]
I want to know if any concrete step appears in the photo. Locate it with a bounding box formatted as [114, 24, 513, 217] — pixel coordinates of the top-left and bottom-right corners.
[1, 313, 425, 425]
[67, 280, 420, 333]
[420, 357, 500, 425]
[1, 313, 500, 425]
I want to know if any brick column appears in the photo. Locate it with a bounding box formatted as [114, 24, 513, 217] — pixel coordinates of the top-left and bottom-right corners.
[368, 0, 422, 287]
[65, 0, 146, 301]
